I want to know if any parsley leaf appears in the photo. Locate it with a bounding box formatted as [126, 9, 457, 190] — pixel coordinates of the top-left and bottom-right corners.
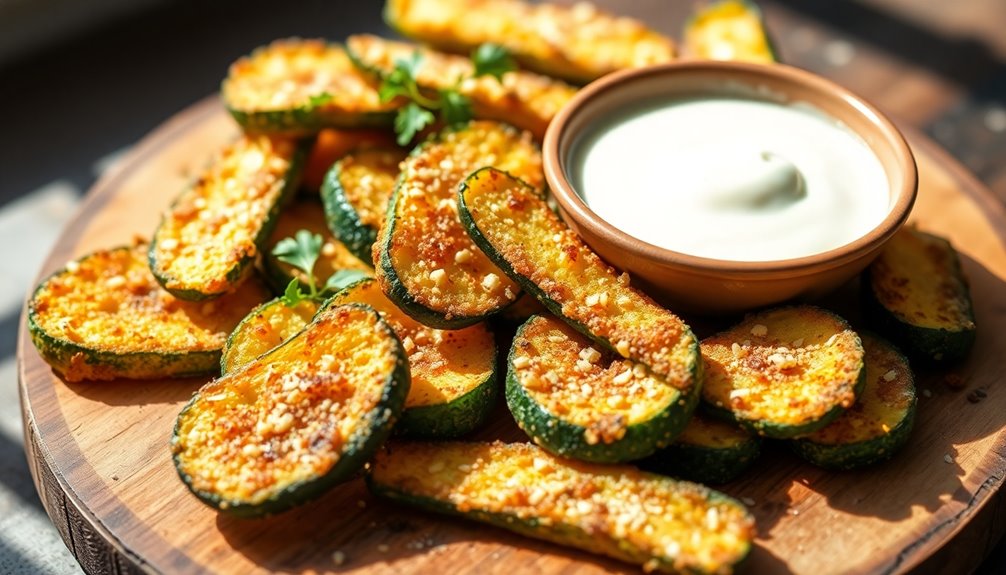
[273, 229, 322, 277]
[471, 43, 516, 81]
[279, 278, 307, 307]
[440, 89, 473, 126]
[272, 230, 372, 306]
[395, 102, 435, 146]
[307, 92, 334, 108]
[378, 43, 516, 144]
[397, 50, 425, 79]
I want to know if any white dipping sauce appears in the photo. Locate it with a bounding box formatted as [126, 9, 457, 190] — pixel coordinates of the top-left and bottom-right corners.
[574, 97, 890, 261]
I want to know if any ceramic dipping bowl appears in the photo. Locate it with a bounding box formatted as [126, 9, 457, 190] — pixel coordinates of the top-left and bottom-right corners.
[543, 60, 917, 314]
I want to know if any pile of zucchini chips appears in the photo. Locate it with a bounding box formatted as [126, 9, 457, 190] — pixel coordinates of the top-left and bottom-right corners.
[27, 0, 975, 572]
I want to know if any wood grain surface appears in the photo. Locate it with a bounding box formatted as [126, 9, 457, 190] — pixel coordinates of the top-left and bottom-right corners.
[16, 98, 1006, 575]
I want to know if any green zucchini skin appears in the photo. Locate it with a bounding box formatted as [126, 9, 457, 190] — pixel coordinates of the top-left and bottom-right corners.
[29, 320, 219, 381]
[395, 373, 498, 439]
[172, 304, 410, 517]
[790, 333, 917, 470]
[149, 137, 310, 301]
[863, 230, 976, 363]
[506, 316, 699, 463]
[640, 415, 761, 485]
[320, 148, 403, 262]
[790, 413, 914, 471]
[228, 108, 394, 137]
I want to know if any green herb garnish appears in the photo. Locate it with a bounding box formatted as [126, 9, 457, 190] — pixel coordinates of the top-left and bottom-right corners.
[272, 230, 369, 307]
[380, 43, 517, 145]
[306, 91, 334, 108]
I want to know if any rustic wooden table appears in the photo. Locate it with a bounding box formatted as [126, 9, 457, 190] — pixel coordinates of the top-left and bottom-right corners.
[8, 1, 1006, 573]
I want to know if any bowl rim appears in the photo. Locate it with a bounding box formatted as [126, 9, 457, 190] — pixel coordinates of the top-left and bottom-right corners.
[543, 60, 918, 275]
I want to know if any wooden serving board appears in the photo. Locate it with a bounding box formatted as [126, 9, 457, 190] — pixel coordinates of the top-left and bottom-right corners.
[17, 97, 1006, 575]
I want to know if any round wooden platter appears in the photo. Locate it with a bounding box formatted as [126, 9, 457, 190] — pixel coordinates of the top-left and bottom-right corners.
[17, 96, 1006, 575]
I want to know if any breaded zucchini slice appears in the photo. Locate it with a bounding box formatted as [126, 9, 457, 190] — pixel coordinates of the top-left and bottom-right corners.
[864, 227, 976, 363]
[368, 441, 754, 574]
[346, 34, 577, 139]
[172, 304, 410, 517]
[683, 0, 778, 64]
[508, 315, 697, 463]
[321, 147, 405, 261]
[377, 122, 542, 328]
[220, 298, 318, 375]
[641, 414, 761, 485]
[384, 0, 676, 84]
[28, 245, 269, 382]
[330, 279, 497, 438]
[791, 332, 916, 470]
[701, 306, 865, 439]
[222, 39, 396, 135]
[260, 199, 372, 294]
[150, 134, 308, 300]
[458, 168, 702, 395]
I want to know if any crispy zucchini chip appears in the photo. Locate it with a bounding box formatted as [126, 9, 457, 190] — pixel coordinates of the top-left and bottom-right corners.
[701, 306, 865, 438]
[507, 315, 697, 463]
[369, 441, 754, 574]
[150, 134, 308, 300]
[791, 332, 916, 470]
[683, 0, 778, 64]
[864, 227, 976, 362]
[223, 39, 396, 135]
[220, 298, 318, 375]
[322, 147, 405, 261]
[29, 245, 269, 382]
[172, 303, 409, 517]
[642, 414, 760, 484]
[458, 167, 701, 392]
